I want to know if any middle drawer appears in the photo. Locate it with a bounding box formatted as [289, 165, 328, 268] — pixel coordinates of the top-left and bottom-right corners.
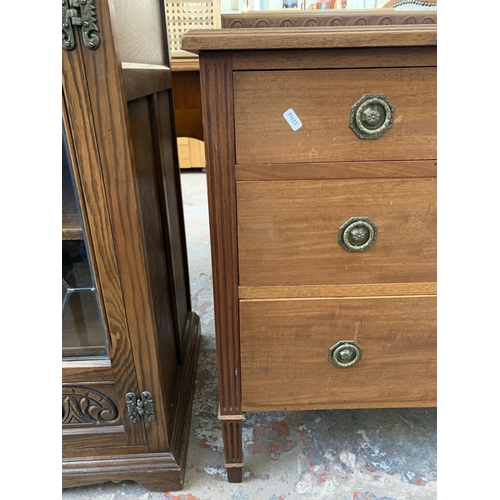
[237, 177, 436, 287]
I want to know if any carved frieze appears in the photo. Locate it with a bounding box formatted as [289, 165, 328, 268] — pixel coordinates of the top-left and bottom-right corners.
[223, 11, 436, 29]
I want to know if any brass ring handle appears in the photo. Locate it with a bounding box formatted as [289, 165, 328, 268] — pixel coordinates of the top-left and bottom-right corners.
[338, 217, 378, 253]
[328, 341, 363, 368]
[349, 94, 394, 140]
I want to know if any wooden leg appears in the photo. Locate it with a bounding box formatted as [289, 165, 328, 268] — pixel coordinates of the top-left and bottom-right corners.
[220, 417, 244, 482]
[226, 465, 243, 483]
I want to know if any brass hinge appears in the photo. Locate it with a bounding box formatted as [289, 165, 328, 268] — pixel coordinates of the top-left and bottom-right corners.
[126, 391, 156, 423]
[62, 0, 100, 51]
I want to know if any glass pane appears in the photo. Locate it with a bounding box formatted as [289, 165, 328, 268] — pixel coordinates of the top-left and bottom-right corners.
[62, 123, 108, 359]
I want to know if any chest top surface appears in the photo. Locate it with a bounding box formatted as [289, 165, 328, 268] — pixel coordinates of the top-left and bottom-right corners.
[181, 25, 436, 53]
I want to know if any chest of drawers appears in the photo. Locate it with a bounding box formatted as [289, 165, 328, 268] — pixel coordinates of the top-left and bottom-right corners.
[182, 24, 437, 483]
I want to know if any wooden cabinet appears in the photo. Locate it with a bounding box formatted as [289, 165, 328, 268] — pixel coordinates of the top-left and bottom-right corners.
[182, 24, 437, 483]
[62, 0, 200, 491]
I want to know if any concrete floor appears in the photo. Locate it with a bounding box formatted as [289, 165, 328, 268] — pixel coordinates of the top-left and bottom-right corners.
[62, 171, 437, 500]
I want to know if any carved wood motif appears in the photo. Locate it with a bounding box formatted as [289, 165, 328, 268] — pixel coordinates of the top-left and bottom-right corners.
[222, 11, 436, 29]
[384, 0, 436, 7]
[62, 386, 120, 425]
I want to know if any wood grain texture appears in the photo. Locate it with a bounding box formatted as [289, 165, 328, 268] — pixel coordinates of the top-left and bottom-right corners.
[222, 10, 436, 29]
[171, 58, 200, 72]
[127, 94, 180, 442]
[238, 282, 436, 299]
[237, 177, 436, 287]
[168, 313, 201, 476]
[62, 428, 134, 457]
[62, 452, 184, 491]
[196, 27, 437, 484]
[234, 67, 436, 164]
[235, 160, 436, 181]
[62, 360, 113, 383]
[151, 90, 192, 360]
[122, 63, 172, 101]
[79, 0, 173, 453]
[62, 314, 200, 465]
[177, 137, 206, 168]
[232, 46, 436, 70]
[240, 296, 436, 410]
[63, 0, 199, 489]
[62, 380, 126, 454]
[199, 52, 241, 416]
[63, 53, 146, 449]
[181, 25, 436, 54]
[62, 155, 83, 240]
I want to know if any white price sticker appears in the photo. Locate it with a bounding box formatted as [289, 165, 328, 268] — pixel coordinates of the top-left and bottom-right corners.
[283, 108, 303, 131]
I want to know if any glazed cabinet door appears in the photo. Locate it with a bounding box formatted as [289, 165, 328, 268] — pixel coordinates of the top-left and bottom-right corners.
[62, 0, 190, 462]
[62, 113, 148, 454]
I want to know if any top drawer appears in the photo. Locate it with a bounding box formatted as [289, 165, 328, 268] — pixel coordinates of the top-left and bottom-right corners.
[234, 67, 436, 164]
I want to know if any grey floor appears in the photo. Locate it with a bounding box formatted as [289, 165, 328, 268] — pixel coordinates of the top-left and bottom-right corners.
[62, 171, 437, 500]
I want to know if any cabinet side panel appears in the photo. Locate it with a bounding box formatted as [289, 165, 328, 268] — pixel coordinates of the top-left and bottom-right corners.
[154, 90, 191, 345]
[127, 96, 179, 438]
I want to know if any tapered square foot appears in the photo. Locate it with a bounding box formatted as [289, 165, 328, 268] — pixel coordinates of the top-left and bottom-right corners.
[227, 466, 243, 483]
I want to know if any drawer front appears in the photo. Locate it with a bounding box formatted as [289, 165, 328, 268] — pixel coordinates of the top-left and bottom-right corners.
[240, 296, 436, 411]
[237, 177, 436, 287]
[234, 67, 436, 164]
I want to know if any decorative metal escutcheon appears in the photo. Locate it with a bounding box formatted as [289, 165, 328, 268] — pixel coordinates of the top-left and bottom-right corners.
[349, 94, 394, 140]
[328, 340, 363, 368]
[338, 217, 378, 253]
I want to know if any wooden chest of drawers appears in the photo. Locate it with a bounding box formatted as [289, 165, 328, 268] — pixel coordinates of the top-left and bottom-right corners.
[183, 24, 437, 483]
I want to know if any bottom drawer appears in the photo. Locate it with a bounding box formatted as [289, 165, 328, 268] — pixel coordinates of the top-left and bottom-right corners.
[240, 296, 436, 411]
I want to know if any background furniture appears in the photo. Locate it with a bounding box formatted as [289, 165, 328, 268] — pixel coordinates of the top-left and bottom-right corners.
[62, 0, 200, 490]
[171, 58, 205, 168]
[165, 0, 221, 59]
[183, 23, 436, 482]
[221, 8, 436, 27]
[164, 0, 220, 168]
